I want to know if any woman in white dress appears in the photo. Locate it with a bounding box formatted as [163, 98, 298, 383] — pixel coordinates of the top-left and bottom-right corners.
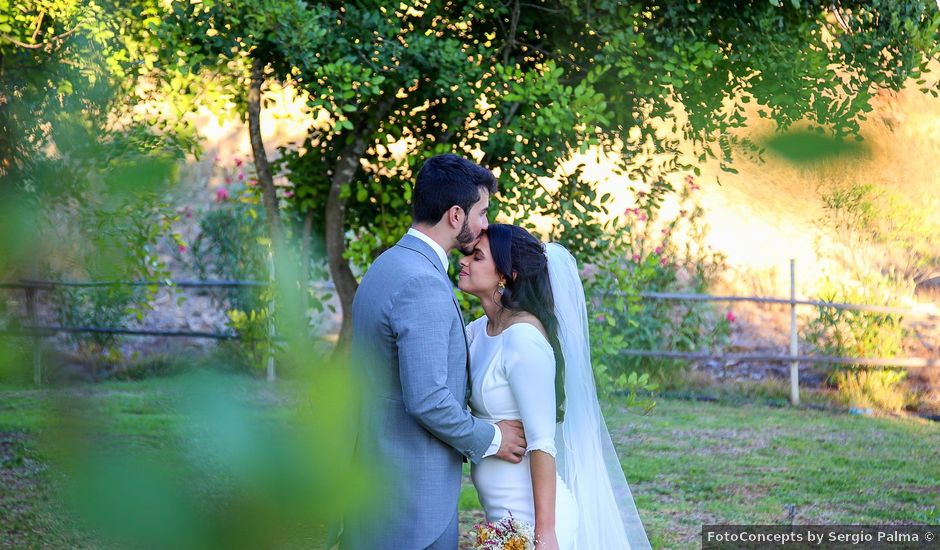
[458, 224, 651, 550]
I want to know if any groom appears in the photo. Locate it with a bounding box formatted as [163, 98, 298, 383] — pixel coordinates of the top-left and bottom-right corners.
[345, 154, 526, 549]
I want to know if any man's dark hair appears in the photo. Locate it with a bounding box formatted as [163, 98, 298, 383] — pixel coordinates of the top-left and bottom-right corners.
[412, 154, 498, 225]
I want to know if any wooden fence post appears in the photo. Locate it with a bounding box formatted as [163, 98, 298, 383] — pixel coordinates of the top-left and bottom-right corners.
[266, 251, 276, 382]
[25, 286, 41, 386]
[789, 258, 800, 405]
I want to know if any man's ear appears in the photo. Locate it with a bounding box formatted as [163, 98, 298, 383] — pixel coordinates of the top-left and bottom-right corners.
[447, 205, 464, 229]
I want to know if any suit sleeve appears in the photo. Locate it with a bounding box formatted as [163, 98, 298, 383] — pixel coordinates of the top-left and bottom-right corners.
[389, 274, 496, 463]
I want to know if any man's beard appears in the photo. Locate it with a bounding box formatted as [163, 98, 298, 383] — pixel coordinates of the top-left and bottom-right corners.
[456, 218, 478, 255]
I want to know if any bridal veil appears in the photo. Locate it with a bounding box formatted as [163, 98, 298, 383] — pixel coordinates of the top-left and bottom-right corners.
[546, 243, 651, 550]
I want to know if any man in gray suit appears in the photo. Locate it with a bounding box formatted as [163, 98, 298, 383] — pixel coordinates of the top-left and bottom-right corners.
[346, 154, 526, 549]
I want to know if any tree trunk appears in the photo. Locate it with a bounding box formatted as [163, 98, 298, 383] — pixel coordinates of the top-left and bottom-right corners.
[247, 56, 283, 252]
[326, 96, 396, 351]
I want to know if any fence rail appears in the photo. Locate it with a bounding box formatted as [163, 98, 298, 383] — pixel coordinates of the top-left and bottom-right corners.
[2, 261, 938, 403]
[0, 325, 239, 340]
[637, 291, 940, 320]
[2, 278, 269, 385]
[621, 259, 938, 405]
[618, 350, 939, 368]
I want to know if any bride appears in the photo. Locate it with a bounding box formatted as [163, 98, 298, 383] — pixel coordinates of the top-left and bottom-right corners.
[458, 224, 651, 550]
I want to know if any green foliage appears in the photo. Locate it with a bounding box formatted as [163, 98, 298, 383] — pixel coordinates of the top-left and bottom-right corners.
[37, 371, 378, 548]
[41, 156, 184, 365]
[584, 177, 730, 390]
[0, 1, 195, 375]
[185, 161, 333, 371]
[0, 0, 191, 185]
[803, 272, 914, 411]
[187, 181, 272, 370]
[830, 368, 911, 413]
[819, 182, 940, 283]
[156, 1, 940, 280]
[808, 179, 929, 412]
[189, 199, 269, 313]
[764, 131, 868, 164]
[804, 274, 909, 363]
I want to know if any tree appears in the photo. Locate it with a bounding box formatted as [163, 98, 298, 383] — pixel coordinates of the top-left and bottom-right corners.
[155, 0, 940, 346]
[0, 1, 189, 366]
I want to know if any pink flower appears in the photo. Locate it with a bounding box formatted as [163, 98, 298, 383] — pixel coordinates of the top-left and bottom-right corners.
[726, 310, 736, 323]
[247, 179, 258, 186]
[178, 244, 187, 253]
[580, 263, 599, 279]
[623, 207, 638, 216]
[224, 175, 232, 185]
[283, 190, 294, 198]
[654, 246, 663, 255]
[596, 314, 606, 323]
[632, 254, 641, 262]
[637, 191, 647, 197]
[215, 187, 230, 202]
[660, 257, 668, 266]
[235, 157, 243, 167]
[638, 212, 648, 221]
[684, 175, 694, 185]
[237, 171, 245, 181]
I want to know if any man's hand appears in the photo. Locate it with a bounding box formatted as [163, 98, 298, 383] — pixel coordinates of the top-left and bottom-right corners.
[494, 419, 526, 463]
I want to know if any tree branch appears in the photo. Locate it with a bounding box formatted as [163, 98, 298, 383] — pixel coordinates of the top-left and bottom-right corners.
[830, 0, 852, 34]
[1, 20, 84, 50]
[502, 0, 521, 65]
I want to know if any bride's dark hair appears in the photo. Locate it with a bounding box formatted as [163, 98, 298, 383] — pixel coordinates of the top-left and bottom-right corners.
[487, 224, 565, 422]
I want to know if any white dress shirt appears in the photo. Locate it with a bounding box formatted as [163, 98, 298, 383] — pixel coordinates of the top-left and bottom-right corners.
[406, 227, 449, 272]
[405, 227, 502, 458]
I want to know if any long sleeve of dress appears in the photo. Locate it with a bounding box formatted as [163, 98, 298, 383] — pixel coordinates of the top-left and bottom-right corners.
[503, 325, 558, 457]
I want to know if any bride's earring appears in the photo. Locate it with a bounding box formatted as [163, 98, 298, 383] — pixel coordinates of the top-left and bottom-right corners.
[497, 280, 506, 295]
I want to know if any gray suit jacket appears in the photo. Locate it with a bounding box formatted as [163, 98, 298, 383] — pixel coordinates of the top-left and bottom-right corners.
[345, 233, 496, 549]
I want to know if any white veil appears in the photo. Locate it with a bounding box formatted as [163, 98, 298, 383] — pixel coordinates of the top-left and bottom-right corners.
[546, 243, 651, 550]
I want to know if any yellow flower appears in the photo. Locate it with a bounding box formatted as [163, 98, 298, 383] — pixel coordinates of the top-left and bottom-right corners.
[504, 536, 527, 550]
[476, 526, 492, 545]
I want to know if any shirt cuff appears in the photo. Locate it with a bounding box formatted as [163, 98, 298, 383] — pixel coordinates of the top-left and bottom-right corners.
[482, 423, 502, 458]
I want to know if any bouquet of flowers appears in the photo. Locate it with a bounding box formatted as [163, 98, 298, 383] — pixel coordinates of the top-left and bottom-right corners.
[473, 513, 535, 550]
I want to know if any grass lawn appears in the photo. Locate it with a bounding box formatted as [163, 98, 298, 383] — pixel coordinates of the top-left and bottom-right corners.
[1, 377, 937, 549]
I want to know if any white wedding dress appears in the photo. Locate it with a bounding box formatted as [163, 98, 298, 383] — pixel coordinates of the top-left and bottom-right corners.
[467, 317, 579, 549]
[467, 243, 652, 550]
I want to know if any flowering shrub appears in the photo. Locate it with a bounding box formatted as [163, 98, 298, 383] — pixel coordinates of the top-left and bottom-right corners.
[584, 175, 729, 393]
[184, 158, 330, 372]
[183, 158, 275, 371]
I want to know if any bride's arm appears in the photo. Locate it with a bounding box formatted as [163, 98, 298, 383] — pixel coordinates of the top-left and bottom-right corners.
[530, 452, 560, 549]
[504, 327, 560, 548]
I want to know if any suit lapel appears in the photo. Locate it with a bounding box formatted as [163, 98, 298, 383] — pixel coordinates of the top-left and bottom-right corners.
[396, 235, 465, 318]
[395, 235, 472, 398]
